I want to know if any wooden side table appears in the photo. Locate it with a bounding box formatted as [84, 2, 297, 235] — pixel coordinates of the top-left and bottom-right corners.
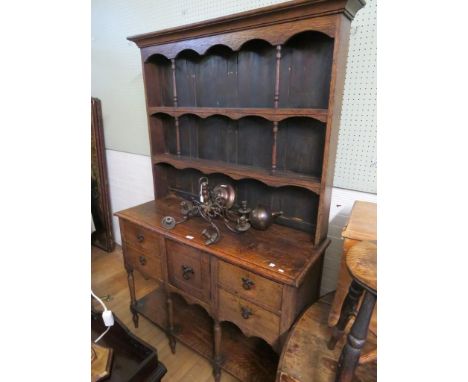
[328, 201, 376, 337]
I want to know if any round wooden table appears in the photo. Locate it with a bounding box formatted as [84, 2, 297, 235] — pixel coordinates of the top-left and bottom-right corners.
[328, 241, 377, 382]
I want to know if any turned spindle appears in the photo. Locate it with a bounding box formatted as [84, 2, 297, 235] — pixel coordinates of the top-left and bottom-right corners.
[274, 45, 282, 108]
[272, 122, 278, 172]
[171, 58, 181, 155]
[170, 58, 178, 107]
[271, 45, 282, 172]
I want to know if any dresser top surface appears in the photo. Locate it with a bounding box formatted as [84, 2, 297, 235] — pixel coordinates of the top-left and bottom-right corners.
[116, 195, 329, 287]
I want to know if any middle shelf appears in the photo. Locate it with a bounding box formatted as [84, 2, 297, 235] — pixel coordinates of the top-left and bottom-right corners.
[148, 106, 328, 123]
[153, 153, 321, 194]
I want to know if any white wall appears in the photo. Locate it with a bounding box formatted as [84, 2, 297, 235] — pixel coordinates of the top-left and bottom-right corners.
[106, 149, 376, 296]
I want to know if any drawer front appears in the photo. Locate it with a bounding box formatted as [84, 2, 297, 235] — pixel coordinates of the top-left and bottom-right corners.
[125, 244, 162, 281]
[218, 261, 283, 312]
[121, 220, 160, 257]
[219, 288, 280, 346]
[166, 240, 211, 303]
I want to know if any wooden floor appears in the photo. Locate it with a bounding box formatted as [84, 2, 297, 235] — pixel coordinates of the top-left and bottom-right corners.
[91, 245, 238, 382]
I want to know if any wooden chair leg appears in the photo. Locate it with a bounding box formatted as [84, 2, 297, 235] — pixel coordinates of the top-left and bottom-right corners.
[328, 280, 363, 349]
[335, 291, 376, 382]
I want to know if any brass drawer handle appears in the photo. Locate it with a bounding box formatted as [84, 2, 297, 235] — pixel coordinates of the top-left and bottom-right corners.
[137, 233, 144, 242]
[139, 255, 147, 266]
[241, 277, 255, 290]
[182, 265, 194, 280]
[241, 306, 252, 319]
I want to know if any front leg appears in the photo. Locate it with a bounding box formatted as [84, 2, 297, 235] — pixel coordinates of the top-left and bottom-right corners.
[166, 291, 177, 353]
[126, 267, 139, 328]
[213, 320, 222, 382]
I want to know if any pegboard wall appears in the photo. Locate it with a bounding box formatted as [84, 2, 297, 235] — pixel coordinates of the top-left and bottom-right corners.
[92, 0, 377, 194]
[334, 0, 377, 193]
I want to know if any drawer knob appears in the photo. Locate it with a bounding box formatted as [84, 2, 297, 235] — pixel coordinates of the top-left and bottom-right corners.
[139, 256, 147, 266]
[182, 265, 194, 280]
[241, 306, 252, 319]
[137, 234, 144, 242]
[241, 277, 255, 290]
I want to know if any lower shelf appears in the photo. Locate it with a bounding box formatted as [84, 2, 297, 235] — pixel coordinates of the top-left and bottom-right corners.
[135, 287, 278, 382]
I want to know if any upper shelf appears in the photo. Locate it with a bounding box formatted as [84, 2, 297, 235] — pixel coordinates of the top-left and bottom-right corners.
[153, 153, 322, 194]
[148, 107, 328, 123]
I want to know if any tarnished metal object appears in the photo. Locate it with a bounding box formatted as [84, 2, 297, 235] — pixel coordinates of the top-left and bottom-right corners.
[249, 205, 283, 230]
[213, 184, 236, 209]
[161, 215, 187, 230]
[161, 216, 176, 229]
[168, 177, 279, 245]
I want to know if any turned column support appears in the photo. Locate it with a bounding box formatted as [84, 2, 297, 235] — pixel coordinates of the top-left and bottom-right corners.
[271, 122, 279, 172]
[274, 45, 282, 108]
[335, 291, 376, 382]
[170, 58, 181, 156]
[271, 44, 282, 173]
[328, 280, 363, 350]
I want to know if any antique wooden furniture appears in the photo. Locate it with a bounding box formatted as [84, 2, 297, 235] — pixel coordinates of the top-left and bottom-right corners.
[91, 310, 167, 381]
[328, 241, 376, 382]
[92, 98, 115, 252]
[276, 293, 376, 382]
[117, 1, 366, 380]
[328, 201, 377, 341]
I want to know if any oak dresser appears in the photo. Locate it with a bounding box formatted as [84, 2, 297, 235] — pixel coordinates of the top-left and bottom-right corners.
[116, 1, 366, 380]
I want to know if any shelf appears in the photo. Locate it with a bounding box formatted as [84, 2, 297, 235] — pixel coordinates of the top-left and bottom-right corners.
[153, 153, 321, 194]
[136, 287, 278, 382]
[148, 106, 328, 123]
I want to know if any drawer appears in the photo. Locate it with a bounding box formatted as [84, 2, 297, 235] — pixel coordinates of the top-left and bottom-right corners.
[121, 220, 160, 257]
[166, 240, 211, 303]
[125, 244, 162, 281]
[218, 288, 280, 347]
[218, 261, 283, 312]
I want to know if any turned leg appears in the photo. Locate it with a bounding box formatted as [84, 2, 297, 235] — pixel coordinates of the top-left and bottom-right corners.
[335, 291, 376, 382]
[328, 280, 363, 349]
[166, 292, 176, 353]
[213, 320, 222, 382]
[126, 268, 139, 328]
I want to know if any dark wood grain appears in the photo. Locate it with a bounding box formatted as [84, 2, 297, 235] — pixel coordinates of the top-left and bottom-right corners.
[91, 98, 114, 252]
